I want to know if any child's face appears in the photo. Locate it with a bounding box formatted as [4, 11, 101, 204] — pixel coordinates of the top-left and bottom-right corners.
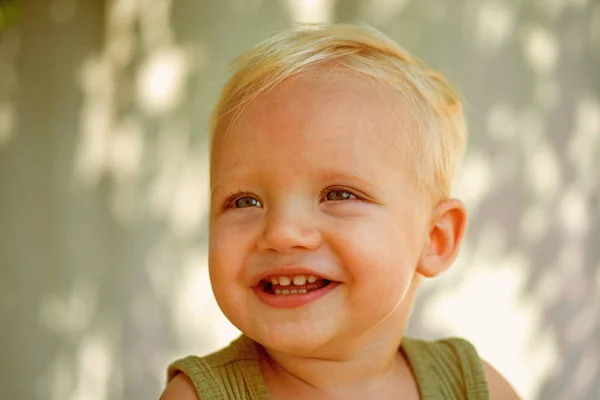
[209, 69, 432, 354]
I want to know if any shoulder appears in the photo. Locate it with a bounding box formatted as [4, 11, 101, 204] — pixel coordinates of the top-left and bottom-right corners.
[160, 335, 258, 400]
[160, 373, 199, 400]
[482, 360, 522, 400]
[403, 337, 521, 399]
[442, 338, 521, 399]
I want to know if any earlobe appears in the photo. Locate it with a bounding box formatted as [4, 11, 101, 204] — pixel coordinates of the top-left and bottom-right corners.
[417, 199, 467, 278]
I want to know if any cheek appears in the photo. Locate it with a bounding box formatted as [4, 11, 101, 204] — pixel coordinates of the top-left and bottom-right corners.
[330, 214, 423, 311]
[333, 217, 420, 277]
[208, 222, 249, 284]
[208, 224, 254, 325]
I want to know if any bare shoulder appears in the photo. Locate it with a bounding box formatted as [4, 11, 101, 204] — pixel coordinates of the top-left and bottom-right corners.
[159, 373, 199, 400]
[482, 360, 521, 400]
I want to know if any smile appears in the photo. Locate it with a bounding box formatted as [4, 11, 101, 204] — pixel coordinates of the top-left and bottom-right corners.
[260, 274, 331, 295]
[254, 274, 338, 308]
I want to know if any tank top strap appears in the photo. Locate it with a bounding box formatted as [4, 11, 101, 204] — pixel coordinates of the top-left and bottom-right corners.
[167, 336, 269, 400]
[401, 337, 490, 400]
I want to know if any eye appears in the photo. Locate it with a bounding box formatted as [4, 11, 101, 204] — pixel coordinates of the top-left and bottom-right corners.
[325, 189, 357, 201]
[233, 196, 262, 208]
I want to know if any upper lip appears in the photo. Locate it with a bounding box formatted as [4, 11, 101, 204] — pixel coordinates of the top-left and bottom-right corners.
[251, 265, 337, 286]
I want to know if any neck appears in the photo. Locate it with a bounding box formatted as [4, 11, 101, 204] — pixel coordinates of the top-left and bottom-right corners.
[259, 306, 415, 398]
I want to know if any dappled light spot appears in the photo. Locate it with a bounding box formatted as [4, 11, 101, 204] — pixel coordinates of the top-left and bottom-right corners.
[285, 0, 335, 24]
[137, 48, 192, 115]
[69, 334, 114, 400]
[75, 57, 114, 186]
[520, 203, 551, 244]
[104, 0, 138, 67]
[39, 279, 97, 336]
[474, 0, 515, 51]
[360, 0, 411, 25]
[590, 5, 600, 51]
[568, 95, 600, 191]
[108, 117, 144, 182]
[558, 186, 590, 235]
[486, 103, 518, 141]
[0, 102, 15, 147]
[523, 25, 559, 75]
[517, 326, 559, 400]
[454, 150, 493, 210]
[518, 109, 544, 154]
[170, 249, 239, 356]
[106, 117, 145, 223]
[424, 253, 556, 400]
[526, 141, 561, 202]
[137, 0, 175, 49]
[148, 124, 192, 219]
[36, 281, 111, 400]
[145, 238, 178, 300]
[168, 156, 210, 238]
[0, 31, 18, 148]
[108, 0, 138, 26]
[106, 29, 135, 68]
[39, 353, 74, 400]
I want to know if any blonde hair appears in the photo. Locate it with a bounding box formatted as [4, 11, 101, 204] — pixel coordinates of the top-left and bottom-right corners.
[210, 24, 467, 201]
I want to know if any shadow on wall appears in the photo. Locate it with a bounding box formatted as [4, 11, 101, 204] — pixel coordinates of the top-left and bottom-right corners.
[0, 0, 598, 399]
[0, 0, 288, 399]
[367, 1, 600, 399]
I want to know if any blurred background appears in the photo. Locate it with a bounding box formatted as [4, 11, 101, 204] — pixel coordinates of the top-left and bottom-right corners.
[0, 0, 598, 399]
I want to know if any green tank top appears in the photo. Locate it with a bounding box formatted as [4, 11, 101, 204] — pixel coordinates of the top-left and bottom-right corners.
[167, 335, 490, 400]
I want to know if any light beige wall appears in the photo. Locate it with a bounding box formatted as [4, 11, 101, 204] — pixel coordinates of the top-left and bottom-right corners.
[0, 0, 598, 399]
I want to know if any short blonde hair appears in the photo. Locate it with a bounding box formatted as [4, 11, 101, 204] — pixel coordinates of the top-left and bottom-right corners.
[210, 24, 467, 201]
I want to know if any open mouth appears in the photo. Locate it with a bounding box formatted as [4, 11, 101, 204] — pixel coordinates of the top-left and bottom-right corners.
[258, 274, 333, 295]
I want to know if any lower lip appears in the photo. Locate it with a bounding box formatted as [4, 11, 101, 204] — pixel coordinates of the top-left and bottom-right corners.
[253, 282, 339, 308]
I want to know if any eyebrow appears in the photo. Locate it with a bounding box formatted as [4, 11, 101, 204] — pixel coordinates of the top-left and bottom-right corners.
[210, 171, 256, 197]
[211, 181, 235, 197]
[315, 170, 376, 189]
[210, 169, 377, 197]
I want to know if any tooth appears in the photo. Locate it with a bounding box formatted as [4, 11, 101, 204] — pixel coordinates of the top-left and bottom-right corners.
[293, 275, 307, 285]
[270, 277, 279, 285]
[307, 275, 318, 283]
[290, 289, 298, 294]
[298, 289, 307, 294]
[278, 276, 291, 286]
[281, 289, 290, 295]
[275, 289, 282, 295]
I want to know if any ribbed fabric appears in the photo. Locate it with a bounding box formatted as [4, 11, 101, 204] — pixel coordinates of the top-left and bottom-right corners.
[402, 337, 490, 400]
[168, 336, 268, 400]
[167, 335, 490, 399]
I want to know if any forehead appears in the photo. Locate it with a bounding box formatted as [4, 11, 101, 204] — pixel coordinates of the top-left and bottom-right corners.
[211, 68, 418, 184]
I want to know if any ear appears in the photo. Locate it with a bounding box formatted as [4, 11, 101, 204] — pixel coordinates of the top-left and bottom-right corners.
[417, 198, 467, 278]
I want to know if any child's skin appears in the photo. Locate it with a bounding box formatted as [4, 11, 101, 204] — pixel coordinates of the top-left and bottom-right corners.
[162, 65, 520, 399]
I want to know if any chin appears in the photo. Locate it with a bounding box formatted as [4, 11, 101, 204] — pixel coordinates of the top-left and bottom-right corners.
[251, 320, 338, 356]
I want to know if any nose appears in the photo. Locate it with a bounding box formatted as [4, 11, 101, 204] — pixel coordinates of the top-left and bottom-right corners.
[256, 202, 322, 253]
